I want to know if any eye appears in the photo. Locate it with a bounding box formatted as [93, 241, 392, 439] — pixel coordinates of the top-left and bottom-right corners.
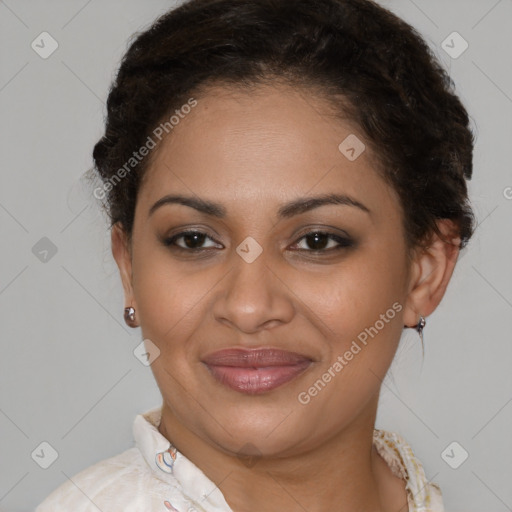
[162, 229, 354, 254]
[163, 230, 222, 251]
[291, 231, 354, 252]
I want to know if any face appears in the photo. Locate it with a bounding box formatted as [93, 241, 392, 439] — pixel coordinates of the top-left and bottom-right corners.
[115, 83, 420, 457]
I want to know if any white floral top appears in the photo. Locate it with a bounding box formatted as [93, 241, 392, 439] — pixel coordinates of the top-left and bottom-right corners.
[35, 405, 444, 512]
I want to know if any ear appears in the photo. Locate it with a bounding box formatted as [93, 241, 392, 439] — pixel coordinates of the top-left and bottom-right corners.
[111, 222, 137, 310]
[402, 219, 461, 328]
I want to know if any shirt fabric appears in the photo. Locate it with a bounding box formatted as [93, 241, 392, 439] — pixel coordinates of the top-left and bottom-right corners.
[35, 404, 445, 512]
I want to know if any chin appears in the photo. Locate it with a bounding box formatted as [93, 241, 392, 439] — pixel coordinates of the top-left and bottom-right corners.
[199, 409, 311, 458]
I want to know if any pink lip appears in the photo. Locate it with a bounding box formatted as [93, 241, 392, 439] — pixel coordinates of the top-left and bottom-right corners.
[202, 348, 313, 395]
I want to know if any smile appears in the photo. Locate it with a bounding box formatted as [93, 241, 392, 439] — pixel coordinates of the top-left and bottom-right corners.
[202, 348, 313, 395]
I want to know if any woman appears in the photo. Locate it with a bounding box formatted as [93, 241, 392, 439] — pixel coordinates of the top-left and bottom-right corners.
[36, 0, 475, 510]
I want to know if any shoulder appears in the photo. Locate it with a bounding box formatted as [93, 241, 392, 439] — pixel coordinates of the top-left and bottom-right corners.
[35, 447, 171, 512]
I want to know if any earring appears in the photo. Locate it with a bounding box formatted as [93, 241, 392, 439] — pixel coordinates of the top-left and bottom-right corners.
[124, 306, 138, 328]
[415, 315, 426, 346]
[403, 315, 426, 355]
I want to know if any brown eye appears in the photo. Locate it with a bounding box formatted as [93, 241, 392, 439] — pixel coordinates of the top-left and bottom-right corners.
[163, 230, 221, 251]
[292, 231, 354, 252]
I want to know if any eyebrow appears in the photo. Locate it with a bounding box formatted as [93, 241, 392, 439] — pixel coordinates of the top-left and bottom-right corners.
[148, 193, 371, 219]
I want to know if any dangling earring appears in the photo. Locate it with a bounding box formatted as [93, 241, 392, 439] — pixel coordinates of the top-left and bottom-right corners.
[415, 315, 426, 346]
[403, 315, 426, 356]
[124, 306, 138, 328]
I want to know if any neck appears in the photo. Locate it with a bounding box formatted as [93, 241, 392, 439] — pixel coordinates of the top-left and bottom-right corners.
[157, 394, 408, 512]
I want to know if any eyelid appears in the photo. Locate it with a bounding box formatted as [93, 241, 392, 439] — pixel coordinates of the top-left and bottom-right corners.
[163, 229, 223, 249]
[289, 232, 354, 252]
[292, 224, 352, 241]
[162, 227, 354, 253]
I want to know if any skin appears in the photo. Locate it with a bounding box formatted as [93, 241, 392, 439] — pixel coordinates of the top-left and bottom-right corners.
[112, 83, 460, 512]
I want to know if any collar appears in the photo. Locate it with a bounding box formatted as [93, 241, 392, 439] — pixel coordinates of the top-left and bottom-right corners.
[373, 429, 444, 511]
[133, 404, 232, 511]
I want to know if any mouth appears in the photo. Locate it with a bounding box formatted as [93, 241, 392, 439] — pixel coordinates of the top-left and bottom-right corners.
[201, 348, 313, 395]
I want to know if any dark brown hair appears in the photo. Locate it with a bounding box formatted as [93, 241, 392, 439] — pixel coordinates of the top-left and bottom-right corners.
[91, 0, 476, 258]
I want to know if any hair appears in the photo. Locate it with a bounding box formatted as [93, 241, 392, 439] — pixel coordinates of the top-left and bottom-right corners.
[91, 0, 476, 263]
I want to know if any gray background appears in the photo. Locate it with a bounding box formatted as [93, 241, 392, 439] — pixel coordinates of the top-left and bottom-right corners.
[0, 1, 511, 511]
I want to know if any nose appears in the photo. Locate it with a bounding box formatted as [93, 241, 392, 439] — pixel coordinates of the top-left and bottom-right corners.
[212, 250, 295, 334]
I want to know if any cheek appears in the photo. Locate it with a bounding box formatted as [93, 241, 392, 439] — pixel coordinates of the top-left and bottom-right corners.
[291, 257, 405, 431]
[131, 246, 197, 339]
[298, 249, 405, 336]
[131, 246, 230, 360]
[292, 247, 407, 404]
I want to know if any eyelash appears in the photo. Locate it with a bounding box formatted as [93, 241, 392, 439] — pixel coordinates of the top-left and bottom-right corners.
[162, 229, 354, 254]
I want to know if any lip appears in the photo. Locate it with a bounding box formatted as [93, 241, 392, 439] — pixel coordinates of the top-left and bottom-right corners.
[202, 348, 313, 395]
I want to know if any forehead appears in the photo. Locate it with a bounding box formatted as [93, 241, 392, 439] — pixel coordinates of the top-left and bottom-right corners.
[138, 83, 400, 220]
